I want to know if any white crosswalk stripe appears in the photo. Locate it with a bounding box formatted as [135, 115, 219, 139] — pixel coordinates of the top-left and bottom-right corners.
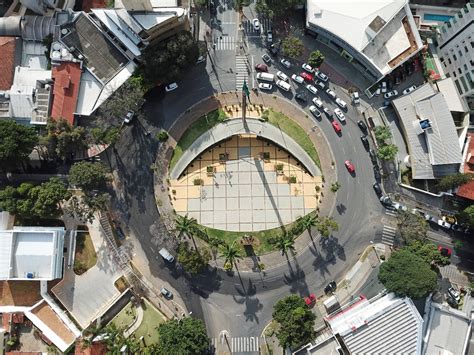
[214, 35, 236, 51]
[242, 18, 271, 36]
[385, 206, 397, 217]
[231, 336, 260, 353]
[235, 55, 249, 90]
[381, 225, 397, 246]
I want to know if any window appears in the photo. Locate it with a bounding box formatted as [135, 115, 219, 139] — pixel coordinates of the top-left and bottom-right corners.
[459, 50, 463, 57]
[467, 72, 474, 90]
[440, 56, 445, 62]
[465, 46, 469, 53]
[453, 54, 457, 61]
[446, 73, 451, 78]
[471, 41, 474, 48]
[453, 71, 457, 77]
[464, 64, 468, 71]
[454, 79, 463, 94]
[460, 76, 469, 92]
[448, 58, 452, 64]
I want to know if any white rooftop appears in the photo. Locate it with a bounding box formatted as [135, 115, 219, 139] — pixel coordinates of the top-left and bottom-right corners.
[131, 7, 185, 30]
[327, 293, 423, 355]
[436, 78, 469, 113]
[0, 227, 65, 281]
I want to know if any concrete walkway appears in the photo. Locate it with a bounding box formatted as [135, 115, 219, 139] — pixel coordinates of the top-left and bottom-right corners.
[124, 305, 144, 338]
[154, 92, 337, 272]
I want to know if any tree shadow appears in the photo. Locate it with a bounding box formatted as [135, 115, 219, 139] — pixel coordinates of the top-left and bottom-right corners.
[320, 235, 346, 262]
[232, 279, 263, 323]
[336, 203, 346, 215]
[309, 244, 331, 277]
[283, 257, 310, 296]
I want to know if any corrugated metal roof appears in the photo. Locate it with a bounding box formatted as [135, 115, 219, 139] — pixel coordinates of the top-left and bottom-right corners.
[392, 83, 462, 179]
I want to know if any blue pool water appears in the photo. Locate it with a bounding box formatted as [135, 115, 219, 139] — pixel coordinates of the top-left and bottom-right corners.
[424, 13, 454, 22]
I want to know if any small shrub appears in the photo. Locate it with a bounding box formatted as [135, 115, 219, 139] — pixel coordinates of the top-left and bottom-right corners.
[193, 178, 203, 186]
[224, 261, 233, 271]
[275, 163, 284, 171]
[156, 130, 169, 142]
[289, 176, 297, 184]
[315, 185, 321, 192]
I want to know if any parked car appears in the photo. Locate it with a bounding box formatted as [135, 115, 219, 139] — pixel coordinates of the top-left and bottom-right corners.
[302, 63, 314, 73]
[448, 287, 461, 303]
[312, 97, 323, 108]
[332, 121, 341, 133]
[437, 219, 451, 229]
[373, 182, 382, 195]
[369, 149, 377, 164]
[325, 88, 336, 99]
[258, 83, 272, 91]
[306, 84, 318, 94]
[384, 90, 398, 99]
[280, 58, 291, 68]
[316, 71, 329, 82]
[315, 81, 326, 90]
[165, 82, 178, 92]
[291, 74, 304, 84]
[252, 18, 260, 31]
[352, 91, 360, 104]
[196, 55, 206, 64]
[295, 92, 307, 102]
[276, 71, 288, 81]
[323, 107, 333, 118]
[262, 54, 271, 63]
[269, 45, 279, 56]
[402, 85, 417, 95]
[300, 72, 314, 82]
[267, 31, 273, 43]
[357, 120, 368, 132]
[161, 287, 173, 299]
[373, 166, 381, 180]
[335, 98, 347, 109]
[380, 195, 393, 206]
[276, 80, 291, 92]
[324, 281, 337, 294]
[309, 105, 321, 118]
[438, 246, 452, 257]
[255, 63, 268, 72]
[304, 293, 317, 307]
[381, 81, 387, 93]
[392, 202, 407, 211]
[345, 160, 355, 173]
[123, 110, 135, 124]
[360, 135, 369, 149]
[334, 108, 345, 122]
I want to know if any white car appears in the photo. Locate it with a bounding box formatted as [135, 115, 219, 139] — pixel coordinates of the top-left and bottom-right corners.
[276, 71, 288, 81]
[123, 110, 135, 124]
[448, 287, 461, 303]
[165, 82, 178, 92]
[312, 97, 323, 108]
[315, 81, 325, 90]
[252, 18, 260, 31]
[325, 88, 336, 99]
[316, 71, 328, 82]
[374, 88, 381, 96]
[402, 85, 417, 95]
[196, 55, 206, 64]
[323, 107, 332, 117]
[309, 105, 321, 118]
[381, 81, 387, 93]
[280, 58, 291, 69]
[384, 90, 398, 99]
[302, 63, 314, 73]
[351, 91, 360, 104]
[306, 84, 317, 94]
[291, 74, 304, 84]
[334, 108, 345, 122]
[437, 219, 451, 229]
[335, 98, 347, 109]
[392, 202, 407, 211]
[259, 83, 272, 91]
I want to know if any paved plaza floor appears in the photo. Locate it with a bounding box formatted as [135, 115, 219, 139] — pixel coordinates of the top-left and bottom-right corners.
[170, 135, 321, 232]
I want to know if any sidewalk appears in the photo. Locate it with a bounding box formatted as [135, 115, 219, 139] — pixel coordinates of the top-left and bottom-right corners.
[155, 91, 338, 272]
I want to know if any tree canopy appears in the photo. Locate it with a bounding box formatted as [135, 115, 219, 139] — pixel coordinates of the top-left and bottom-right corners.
[378, 248, 438, 299]
[0, 120, 38, 170]
[316, 216, 339, 237]
[437, 173, 473, 191]
[405, 240, 450, 267]
[459, 205, 474, 228]
[307, 51, 324, 68]
[69, 161, 109, 191]
[281, 37, 304, 59]
[272, 295, 316, 349]
[376, 144, 398, 161]
[396, 210, 428, 243]
[177, 242, 211, 275]
[155, 317, 210, 355]
[374, 126, 392, 144]
[45, 118, 87, 161]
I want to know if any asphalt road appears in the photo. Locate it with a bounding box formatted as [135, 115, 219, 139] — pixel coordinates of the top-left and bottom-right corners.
[103, 5, 411, 346]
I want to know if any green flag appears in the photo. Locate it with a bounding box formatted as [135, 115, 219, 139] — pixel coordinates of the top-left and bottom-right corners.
[242, 80, 250, 98]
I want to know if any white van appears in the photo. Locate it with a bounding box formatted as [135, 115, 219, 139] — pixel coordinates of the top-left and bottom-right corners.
[276, 80, 291, 92]
[256, 72, 275, 82]
[159, 248, 175, 262]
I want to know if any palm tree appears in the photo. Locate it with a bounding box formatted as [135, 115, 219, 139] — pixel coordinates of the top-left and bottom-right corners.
[316, 216, 339, 238]
[220, 241, 243, 271]
[271, 233, 295, 258]
[175, 214, 199, 250]
[301, 214, 318, 236]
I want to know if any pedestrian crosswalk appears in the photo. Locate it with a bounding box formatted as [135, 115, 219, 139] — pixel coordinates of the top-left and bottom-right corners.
[242, 18, 272, 36]
[214, 35, 236, 51]
[381, 225, 397, 246]
[236, 55, 249, 90]
[385, 206, 397, 217]
[210, 336, 260, 353]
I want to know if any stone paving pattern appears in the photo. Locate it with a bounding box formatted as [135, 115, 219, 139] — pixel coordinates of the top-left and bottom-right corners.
[170, 136, 321, 231]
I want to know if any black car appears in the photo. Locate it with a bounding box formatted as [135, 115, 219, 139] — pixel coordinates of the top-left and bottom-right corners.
[380, 195, 393, 206]
[295, 93, 307, 102]
[324, 281, 337, 294]
[357, 120, 368, 132]
[373, 166, 381, 181]
[369, 149, 377, 164]
[360, 135, 369, 150]
[269, 45, 279, 57]
[373, 182, 382, 195]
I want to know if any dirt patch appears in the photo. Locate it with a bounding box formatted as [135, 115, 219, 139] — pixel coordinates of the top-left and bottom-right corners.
[0, 281, 41, 306]
[74, 231, 97, 275]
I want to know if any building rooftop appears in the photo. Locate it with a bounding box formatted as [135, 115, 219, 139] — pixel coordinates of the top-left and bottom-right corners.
[51, 62, 82, 125]
[0, 227, 65, 281]
[0, 281, 42, 307]
[423, 302, 471, 355]
[436, 77, 468, 113]
[457, 133, 474, 200]
[306, 0, 422, 76]
[0, 37, 17, 90]
[327, 293, 423, 355]
[392, 83, 463, 179]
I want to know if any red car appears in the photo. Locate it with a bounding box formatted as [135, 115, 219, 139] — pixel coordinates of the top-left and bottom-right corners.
[300, 72, 314, 82]
[304, 293, 317, 307]
[255, 63, 268, 72]
[345, 160, 355, 173]
[332, 121, 341, 133]
[438, 245, 452, 257]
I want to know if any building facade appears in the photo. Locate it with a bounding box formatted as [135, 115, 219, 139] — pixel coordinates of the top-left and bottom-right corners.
[436, 2, 474, 112]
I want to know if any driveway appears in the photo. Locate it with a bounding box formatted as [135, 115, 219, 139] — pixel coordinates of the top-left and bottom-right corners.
[52, 218, 123, 329]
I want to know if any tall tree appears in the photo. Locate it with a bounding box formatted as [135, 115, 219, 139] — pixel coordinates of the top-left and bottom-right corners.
[300, 214, 318, 236]
[396, 210, 427, 243]
[316, 216, 339, 237]
[459, 205, 474, 228]
[0, 120, 38, 170]
[270, 233, 296, 258]
[69, 161, 109, 191]
[376, 144, 398, 161]
[406, 240, 450, 266]
[156, 318, 210, 355]
[437, 173, 473, 191]
[307, 50, 325, 68]
[378, 248, 438, 299]
[46, 118, 87, 161]
[281, 37, 304, 59]
[220, 241, 243, 271]
[272, 295, 316, 350]
[175, 214, 200, 250]
[374, 126, 392, 144]
[177, 242, 211, 275]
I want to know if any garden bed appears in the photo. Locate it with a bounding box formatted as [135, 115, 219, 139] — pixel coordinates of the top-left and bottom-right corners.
[73, 231, 97, 275]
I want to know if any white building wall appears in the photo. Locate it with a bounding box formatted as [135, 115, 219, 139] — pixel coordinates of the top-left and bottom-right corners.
[437, 2, 474, 112]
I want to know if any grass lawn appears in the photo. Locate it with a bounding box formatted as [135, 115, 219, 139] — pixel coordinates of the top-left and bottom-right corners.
[264, 109, 321, 170]
[73, 232, 97, 275]
[169, 109, 228, 172]
[112, 302, 136, 329]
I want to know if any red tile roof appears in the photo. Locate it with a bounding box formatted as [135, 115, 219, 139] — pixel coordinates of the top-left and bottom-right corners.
[81, 0, 107, 13]
[0, 37, 16, 91]
[456, 133, 474, 201]
[51, 62, 82, 126]
[75, 340, 106, 355]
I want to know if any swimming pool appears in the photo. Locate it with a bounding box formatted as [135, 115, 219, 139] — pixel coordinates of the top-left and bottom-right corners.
[424, 13, 454, 22]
